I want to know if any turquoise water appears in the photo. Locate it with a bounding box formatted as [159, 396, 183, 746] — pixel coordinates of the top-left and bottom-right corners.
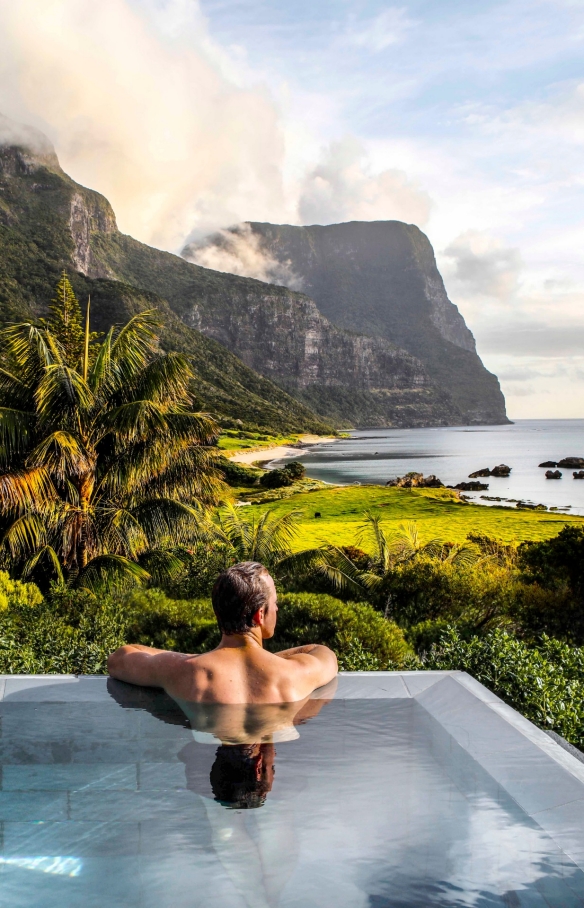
[272, 420, 584, 516]
[1, 682, 584, 907]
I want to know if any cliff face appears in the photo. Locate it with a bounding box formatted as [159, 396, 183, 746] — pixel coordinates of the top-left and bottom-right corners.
[224, 221, 509, 425]
[0, 129, 330, 435]
[0, 117, 506, 428]
[90, 229, 462, 427]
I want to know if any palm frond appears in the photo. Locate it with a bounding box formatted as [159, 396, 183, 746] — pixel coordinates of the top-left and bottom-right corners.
[134, 353, 193, 405]
[110, 310, 162, 384]
[0, 467, 56, 513]
[34, 365, 94, 428]
[27, 431, 93, 481]
[131, 498, 203, 547]
[138, 549, 189, 586]
[0, 323, 59, 376]
[0, 407, 35, 467]
[76, 554, 150, 593]
[22, 545, 64, 584]
[390, 521, 443, 563]
[99, 400, 169, 442]
[1, 513, 46, 559]
[88, 327, 114, 395]
[277, 544, 365, 594]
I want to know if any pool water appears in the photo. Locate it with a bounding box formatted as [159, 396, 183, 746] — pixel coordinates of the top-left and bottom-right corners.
[1, 676, 584, 907]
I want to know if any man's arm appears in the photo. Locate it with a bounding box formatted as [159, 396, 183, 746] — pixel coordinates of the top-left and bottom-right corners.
[108, 644, 192, 689]
[275, 644, 338, 693]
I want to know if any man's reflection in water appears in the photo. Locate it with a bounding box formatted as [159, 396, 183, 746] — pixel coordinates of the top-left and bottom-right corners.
[176, 686, 336, 908]
[210, 742, 275, 809]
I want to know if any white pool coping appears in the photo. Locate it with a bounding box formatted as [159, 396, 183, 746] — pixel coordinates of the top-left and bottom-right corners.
[2, 670, 584, 869]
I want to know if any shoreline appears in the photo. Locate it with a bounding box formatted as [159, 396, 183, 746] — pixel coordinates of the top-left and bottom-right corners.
[227, 434, 338, 466]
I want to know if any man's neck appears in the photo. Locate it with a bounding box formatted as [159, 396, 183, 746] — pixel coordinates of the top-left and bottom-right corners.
[218, 629, 264, 650]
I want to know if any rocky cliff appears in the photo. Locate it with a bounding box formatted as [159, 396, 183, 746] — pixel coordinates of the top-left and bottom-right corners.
[189, 221, 508, 425]
[0, 116, 506, 428]
[0, 126, 330, 435]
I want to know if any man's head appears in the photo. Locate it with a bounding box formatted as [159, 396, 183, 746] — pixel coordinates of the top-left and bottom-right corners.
[210, 742, 276, 809]
[211, 562, 277, 638]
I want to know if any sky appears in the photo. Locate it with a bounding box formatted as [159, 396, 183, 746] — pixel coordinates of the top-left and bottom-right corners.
[0, 0, 583, 418]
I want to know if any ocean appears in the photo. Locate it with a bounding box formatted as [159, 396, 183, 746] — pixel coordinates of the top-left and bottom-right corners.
[271, 419, 584, 516]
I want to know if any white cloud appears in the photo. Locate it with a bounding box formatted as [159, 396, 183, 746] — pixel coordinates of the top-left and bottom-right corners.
[443, 231, 522, 302]
[0, 0, 290, 251]
[183, 222, 303, 288]
[299, 136, 432, 227]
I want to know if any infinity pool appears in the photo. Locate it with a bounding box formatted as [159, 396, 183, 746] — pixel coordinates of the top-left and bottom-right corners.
[1, 672, 584, 907]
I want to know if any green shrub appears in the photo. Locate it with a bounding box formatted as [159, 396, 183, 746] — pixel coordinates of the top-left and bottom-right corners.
[217, 458, 261, 487]
[425, 627, 584, 747]
[0, 596, 126, 674]
[268, 592, 410, 669]
[164, 544, 234, 599]
[122, 589, 220, 653]
[0, 571, 43, 611]
[282, 461, 306, 480]
[518, 526, 584, 642]
[260, 468, 294, 489]
[384, 557, 518, 633]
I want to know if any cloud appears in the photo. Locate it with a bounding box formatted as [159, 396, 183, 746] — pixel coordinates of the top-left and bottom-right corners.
[479, 321, 584, 357]
[443, 231, 522, 301]
[0, 0, 290, 251]
[183, 222, 303, 289]
[299, 137, 432, 227]
[341, 8, 416, 54]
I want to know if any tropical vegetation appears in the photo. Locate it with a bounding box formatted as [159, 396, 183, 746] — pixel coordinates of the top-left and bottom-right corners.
[1, 274, 584, 750]
[0, 272, 222, 591]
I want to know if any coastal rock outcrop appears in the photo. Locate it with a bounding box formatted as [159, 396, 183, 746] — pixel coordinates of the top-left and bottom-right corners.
[558, 457, 584, 468]
[574, 471, 584, 479]
[452, 481, 489, 491]
[539, 461, 558, 468]
[545, 470, 562, 479]
[469, 465, 511, 478]
[386, 472, 444, 488]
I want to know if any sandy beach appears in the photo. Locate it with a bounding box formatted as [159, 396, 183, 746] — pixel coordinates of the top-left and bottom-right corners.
[228, 434, 337, 466]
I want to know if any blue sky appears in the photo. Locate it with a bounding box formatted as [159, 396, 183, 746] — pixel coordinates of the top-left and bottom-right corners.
[0, 0, 583, 417]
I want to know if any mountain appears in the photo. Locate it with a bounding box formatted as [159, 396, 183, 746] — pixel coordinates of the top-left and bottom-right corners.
[190, 221, 509, 426]
[0, 115, 507, 429]
[0, 120, 330, 434]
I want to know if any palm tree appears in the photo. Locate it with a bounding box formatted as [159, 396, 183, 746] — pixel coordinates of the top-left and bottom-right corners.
[0, 275, 223, 590]
[198, 504, 303, 570]
[304, 514, 482, 610]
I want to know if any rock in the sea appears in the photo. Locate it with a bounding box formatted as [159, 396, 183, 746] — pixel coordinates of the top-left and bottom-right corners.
[452, 481, 489, 491]
[539, 461, 557, 467]
[469, 468, 491, 478]
[490, 464, 511, 477]
[516, 502, 548, 510]
[558, 457, 584, 468]
[545, 470, 562, 479]
[386, 472, 444, 489]
[574, 471, 584, 480]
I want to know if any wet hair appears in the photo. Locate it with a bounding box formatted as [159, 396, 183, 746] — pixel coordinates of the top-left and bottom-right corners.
[210, 744, 273, 809]
[211, 561, 271, 635]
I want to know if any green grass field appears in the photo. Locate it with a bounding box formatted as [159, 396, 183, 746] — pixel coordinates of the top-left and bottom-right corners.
[217, 432, 298, 453]
[254, 486, 584, 550]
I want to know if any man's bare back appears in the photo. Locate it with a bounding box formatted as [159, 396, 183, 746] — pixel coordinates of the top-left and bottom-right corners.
[108, 565, 337, 704]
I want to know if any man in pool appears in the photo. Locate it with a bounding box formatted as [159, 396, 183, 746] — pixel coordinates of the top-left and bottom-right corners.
[108, 561, 338, 703]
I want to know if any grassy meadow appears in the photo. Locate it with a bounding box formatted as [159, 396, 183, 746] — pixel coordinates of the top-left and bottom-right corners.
[252, 485, 584, 549]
